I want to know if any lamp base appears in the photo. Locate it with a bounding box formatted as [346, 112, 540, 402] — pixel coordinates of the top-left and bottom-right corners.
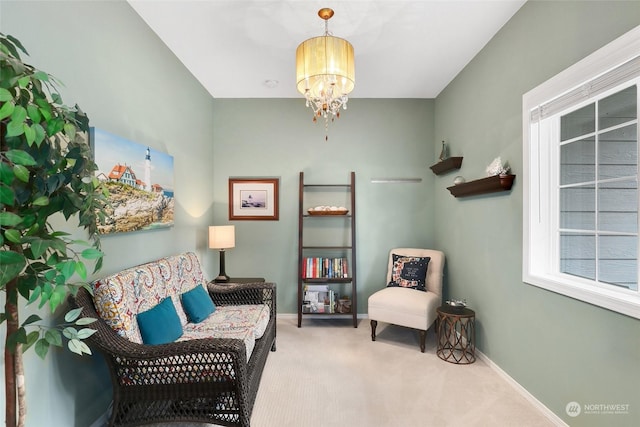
[215, 250, 230, 283]
[214, 274, 230, 283]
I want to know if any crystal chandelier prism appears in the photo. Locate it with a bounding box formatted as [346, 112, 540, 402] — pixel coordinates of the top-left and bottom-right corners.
[296, 8, 355, 140]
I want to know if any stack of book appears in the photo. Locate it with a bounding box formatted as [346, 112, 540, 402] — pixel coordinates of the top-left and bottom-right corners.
[302, 284, 337, 313]
[302, 257, 348, 279]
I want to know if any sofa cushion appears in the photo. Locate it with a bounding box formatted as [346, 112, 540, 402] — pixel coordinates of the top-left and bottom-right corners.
[181, 284, 216, 323]
[211, 305, 271, 339]
[93, 252, 206, 343]
[181, 323, 256, 361]
[137, 297, 184, 345]
[387, 254, 430, 291]
[180, 304, 270, 361]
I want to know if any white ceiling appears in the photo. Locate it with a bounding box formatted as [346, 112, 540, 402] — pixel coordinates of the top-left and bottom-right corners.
[128, 0, 526, 99]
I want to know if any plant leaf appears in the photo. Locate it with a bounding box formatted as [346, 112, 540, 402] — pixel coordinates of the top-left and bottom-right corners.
[68, 338, 91, 356]
[4, 229, 22, 244]
[35, 339, 50, 359]
[62, 326, 76, 340]
[0, 99, 15, 120]
[64, 307, 83, 323]
[33, 71, 48, 81]
[75, 261, 87, 280]
[0, 211, 22, 226]
[33, 123, 45, 146]
[63, 123, 76, 140]
[22, 314, 41, 326]
[32, 196, 49, 206]
[0, 162, 14, 185]
[76, 328, 96, 339]
[27, 285, 41, 305]
[45, 329, 62, 347]
[26, 104, 41, 122]
[81, 248, 103, 260]
[0, 87, 12, 101]
[5, 149, 37, 166]
[30, 238, 50, 258]
[0, 250, 26, 286]
[23, 123, 35, 145]
[75, 317, 96, 326]
[23, 331, 40, 353]
[60, 260, 76, 280]
[6, 118, 24, 137]
[13, 164, 30, 183]
[0, 183, 15, 206]
[10, 104, 26, 120]
[49, 286, 66, 312]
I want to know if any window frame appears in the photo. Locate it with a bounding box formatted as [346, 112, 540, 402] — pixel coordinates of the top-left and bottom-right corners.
[523, 25, 640, 320]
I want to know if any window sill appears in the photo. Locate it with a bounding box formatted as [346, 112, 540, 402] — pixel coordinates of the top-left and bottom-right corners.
[523, 272, 640, 320]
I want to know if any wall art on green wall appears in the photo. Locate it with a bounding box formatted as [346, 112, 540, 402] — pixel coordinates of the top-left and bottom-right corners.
[228, 177, 279, 220]
[91, 127, 175, 234]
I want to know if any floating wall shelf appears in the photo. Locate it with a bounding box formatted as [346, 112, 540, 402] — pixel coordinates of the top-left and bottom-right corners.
[430, 157, 463, 175]
[447, 174, 515, 198]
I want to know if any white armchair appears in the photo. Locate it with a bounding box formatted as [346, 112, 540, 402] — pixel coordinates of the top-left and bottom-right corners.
[368, 248, 445, 352]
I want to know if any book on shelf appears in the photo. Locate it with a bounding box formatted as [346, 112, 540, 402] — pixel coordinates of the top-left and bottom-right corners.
[302, 285, 338, 313]
[302, 257, 349, 279]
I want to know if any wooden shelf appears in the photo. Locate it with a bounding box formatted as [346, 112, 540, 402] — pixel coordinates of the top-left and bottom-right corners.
[298, 171, 357, 328]
[430, 157, 463, 175]
[302, 278, 353, 283]
[447, 174, 515, 198]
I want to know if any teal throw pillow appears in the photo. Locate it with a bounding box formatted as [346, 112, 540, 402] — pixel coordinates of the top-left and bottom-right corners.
[137, 297, 183, 345]
[181, 284, 216, 323]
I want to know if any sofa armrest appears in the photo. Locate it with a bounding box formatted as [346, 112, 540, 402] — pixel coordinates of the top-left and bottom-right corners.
[207, 282, 276, 314]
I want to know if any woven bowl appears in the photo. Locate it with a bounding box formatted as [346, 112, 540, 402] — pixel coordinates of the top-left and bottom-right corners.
[307, 209, 349, 216]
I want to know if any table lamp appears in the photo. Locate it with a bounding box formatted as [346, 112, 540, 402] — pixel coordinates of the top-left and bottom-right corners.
[209, 225, 235, 283]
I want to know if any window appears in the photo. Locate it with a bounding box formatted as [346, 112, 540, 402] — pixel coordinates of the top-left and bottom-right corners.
[523, 26, 640, 319]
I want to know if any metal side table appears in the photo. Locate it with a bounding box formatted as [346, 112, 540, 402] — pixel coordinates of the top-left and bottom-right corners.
[436, 304, 476, 364]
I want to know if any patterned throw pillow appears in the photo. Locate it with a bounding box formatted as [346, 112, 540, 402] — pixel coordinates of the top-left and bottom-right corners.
[387, 254, 431, 291]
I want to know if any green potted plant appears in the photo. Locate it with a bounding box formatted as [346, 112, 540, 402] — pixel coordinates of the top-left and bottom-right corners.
[1, 33, 108, 427]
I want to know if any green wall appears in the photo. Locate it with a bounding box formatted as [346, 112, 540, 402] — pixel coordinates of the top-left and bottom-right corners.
[211, 98, 435, 314]
[2, 0, 640, 426]
[1, 1, 215, 425]
[433, 2, 640, 426]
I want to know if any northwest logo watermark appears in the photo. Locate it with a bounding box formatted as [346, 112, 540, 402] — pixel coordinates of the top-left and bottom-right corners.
[566, 401, 630, 417]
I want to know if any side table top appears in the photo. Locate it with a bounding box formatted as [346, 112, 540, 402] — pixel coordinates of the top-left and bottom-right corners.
[213, 277, 265, 284]
[437, 304, 475, 317]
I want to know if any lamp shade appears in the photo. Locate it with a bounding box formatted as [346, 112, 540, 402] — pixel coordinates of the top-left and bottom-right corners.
[296, 35, 355, 98]
[209, 225, 235, 249]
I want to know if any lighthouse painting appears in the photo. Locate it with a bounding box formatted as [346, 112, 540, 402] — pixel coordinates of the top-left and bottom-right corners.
[91, 127, 175, 235]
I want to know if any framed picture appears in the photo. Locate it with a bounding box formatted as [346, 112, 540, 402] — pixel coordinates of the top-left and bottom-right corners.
[229, 178, 279, 221]
[91, 127, 175, 234]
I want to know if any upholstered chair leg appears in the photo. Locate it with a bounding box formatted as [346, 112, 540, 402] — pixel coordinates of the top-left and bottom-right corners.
[370, 320, 377, 341]
[419, 330, 426, 353]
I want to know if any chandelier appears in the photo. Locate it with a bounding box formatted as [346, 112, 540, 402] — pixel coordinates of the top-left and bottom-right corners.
[296, 8, 355, 140]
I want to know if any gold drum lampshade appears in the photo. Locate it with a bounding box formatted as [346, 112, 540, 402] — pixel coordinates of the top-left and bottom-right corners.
[296, 8, 355, 140]
[296, 35, 355, 99]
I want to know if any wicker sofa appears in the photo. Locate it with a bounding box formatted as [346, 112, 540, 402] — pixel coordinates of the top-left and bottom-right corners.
[72, 252, 276, 427]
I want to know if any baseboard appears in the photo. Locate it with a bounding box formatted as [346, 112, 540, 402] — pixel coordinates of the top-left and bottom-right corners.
[475, 349, 568, 427]
[277, 313, 368, 321]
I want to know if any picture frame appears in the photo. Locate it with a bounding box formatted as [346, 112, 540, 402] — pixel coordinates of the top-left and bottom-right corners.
[229, 178, 279, 221]
[91, 127, 175, 235]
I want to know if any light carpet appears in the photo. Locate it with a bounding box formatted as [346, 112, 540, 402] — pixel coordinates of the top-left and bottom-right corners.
[155, 317, 558, 427]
